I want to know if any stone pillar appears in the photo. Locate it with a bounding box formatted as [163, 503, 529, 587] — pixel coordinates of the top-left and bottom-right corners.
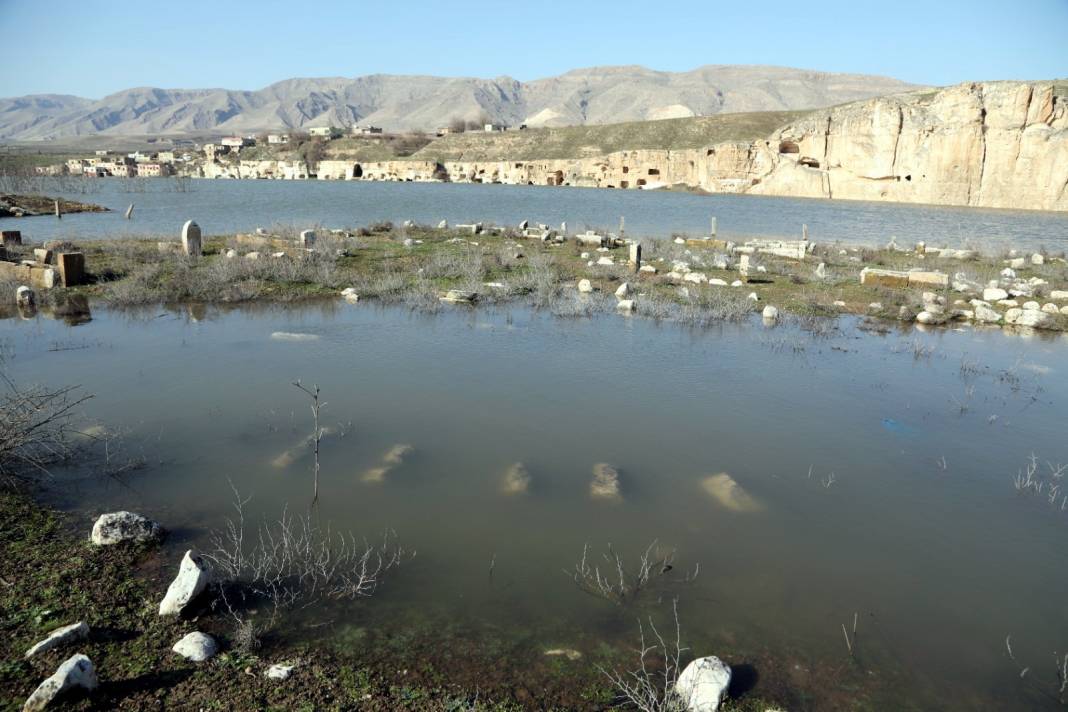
[125, 204, 134, 219]
[739, 254, 750, 281]
[299, 230, 317, 247]
[54, 200, 61, 219]
[628, 243, 642, 272]
[710, 216, 717, 238]
[619, 216, 625, 237]
[802, 223, 808, 241]
[181, 221, 202, 256]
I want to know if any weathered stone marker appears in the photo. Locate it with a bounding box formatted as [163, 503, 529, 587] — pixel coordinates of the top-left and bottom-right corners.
[619, 216, 625, 236]
[299, 229, 316, 247]
[802, 223, 809, 241]
[739, 254, 751, 280]
[56, 252, 86, 287]
[710, 216, 717, 238]
[1, 230, 22, 247]
[54, 200, 61, 219]
[125, 204, 134, 220]
[628, 243, 642, 272]
[181, 220, 202, 256]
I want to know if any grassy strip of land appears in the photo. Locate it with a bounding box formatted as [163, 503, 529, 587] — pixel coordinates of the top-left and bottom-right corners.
[5, 224, 1067, 334]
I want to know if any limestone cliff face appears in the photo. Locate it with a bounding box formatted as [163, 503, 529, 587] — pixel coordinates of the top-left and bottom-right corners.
[197, 82, 1068, 211]
[755, 82, 1068, 210]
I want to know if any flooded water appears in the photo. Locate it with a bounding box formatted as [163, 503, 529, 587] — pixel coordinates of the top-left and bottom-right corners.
[4, 177, 1068, 252]
[3, 301, 1068, 709]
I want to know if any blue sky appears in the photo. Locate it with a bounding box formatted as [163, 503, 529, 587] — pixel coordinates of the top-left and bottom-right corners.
[1, 0, 1065, 98]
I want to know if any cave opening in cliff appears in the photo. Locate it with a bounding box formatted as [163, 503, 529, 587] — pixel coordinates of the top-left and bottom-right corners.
[352, 164, 363, 178]
[648, 168, 660, 176]
[778, 140, 800, 154]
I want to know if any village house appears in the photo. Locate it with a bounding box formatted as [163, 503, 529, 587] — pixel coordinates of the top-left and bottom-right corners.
[484, 123, 507, 132]
[203, 143, 229, 161]
[221, 136, 254, 149]
[353, 125, 383, 135]
[267, 134, 290, 144]
[157, 151, 176, 162]
[136, 162, 172, 177]
[308, 126, 342, 139]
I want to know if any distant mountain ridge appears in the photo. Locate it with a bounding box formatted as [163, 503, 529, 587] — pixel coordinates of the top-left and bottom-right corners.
[0, 65, 919, 140]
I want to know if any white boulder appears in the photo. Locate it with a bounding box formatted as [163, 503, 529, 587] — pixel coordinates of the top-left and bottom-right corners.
[172, 632, 218, 662]
[614, 282, 630, 298]
[24, 622, 89, 659]
[1032, 253, 1045, 265]
[616, 299, 635, 312]
[761, 305, 779, 321]
[1041, 303, 1060, 314]
[16, 286, 35, 308]
[159, 550, 210, 616]
[23, 654, 97, 712]
[683, 272, 708, 284]
[982, 288, 1008, 301]
[1005, 308, 1054, 329]
[675, 656, 732, 712]
[90, 512, 162, 546]
[577, 279, 593, 293]
[973, 304, 1002, 323]
[1049, 290, 1068, 300]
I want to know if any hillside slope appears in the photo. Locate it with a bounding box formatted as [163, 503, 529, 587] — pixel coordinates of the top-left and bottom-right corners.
[0, 65, 917, 139]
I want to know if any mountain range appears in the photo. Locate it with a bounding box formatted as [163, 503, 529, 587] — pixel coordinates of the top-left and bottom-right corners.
[0, 65, 919, 140]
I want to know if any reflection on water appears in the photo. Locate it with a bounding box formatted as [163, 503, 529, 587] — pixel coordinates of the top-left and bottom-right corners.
[3, 302, 1068, 709]
[4, 177, 1068, 252]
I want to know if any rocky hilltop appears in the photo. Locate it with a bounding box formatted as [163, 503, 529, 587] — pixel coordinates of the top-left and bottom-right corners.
[273, 81, 1063, 212]
[0, 65, 915, 139]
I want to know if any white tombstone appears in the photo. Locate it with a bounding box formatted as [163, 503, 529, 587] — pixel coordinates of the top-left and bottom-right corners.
[628, 243, 642, 271]
[299, 230, 317, 247]
[181, 220, 202, 256]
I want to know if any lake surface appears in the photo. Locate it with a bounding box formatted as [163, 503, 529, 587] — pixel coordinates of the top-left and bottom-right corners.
[4, 177, 1068, 252]
[3, 301, 1068, 709]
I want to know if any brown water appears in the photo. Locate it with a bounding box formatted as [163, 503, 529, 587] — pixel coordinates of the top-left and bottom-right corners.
[3, 302, 1068, 709]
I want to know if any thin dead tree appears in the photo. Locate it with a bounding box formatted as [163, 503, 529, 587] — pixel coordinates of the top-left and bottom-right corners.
[567, 541, 697, 607]
[0, 370, 93, 484]
[292, 381, 325, 504]
[598, 599, 689, 712]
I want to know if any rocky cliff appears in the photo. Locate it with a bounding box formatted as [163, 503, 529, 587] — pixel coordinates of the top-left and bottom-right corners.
[202, 82, 1067, 212]
[753, 81, 1068, 210]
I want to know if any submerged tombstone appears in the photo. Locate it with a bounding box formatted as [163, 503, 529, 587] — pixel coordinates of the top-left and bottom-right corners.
[181, 220, 202, 256]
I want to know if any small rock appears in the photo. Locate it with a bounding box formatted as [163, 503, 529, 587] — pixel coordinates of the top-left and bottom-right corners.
[747, 292, 759, 302]
[761, 305, 779, 321]
[1022, 301, 1040, 311]
[245, 252, 261, 260]
[591, 463, 621, 501]
[708, 278, 728, 286]
[23, 654, 97, 712]
[1000, 268, 1016, 279]
[159, 550, 210, 616]
[402, 238, 414, 247]
[982, 288, 1008, 301]
[577, 279, 593, 293]
[596, 256, 614, 266]
[833, 300, 846, 307]
[340, 287, 359, 302]
[90, 512, 162, 546]
[437, 219, 448, 229]
[1041, 303, 1060, 314]
[224, 249, 237, 258]
[730, 280, 743, 287]
[266, 663, 295, 680]
[1032, 253, 1045, 265]
[638, 265, 657, 274]
[172, 632, 217, 662]
[973, 304, 1002, 323]
[616, 299, 635, 312]
[916, 310, 947, 325]
[675, 656, 731, 712]
[615, 283, 630, 298]
[543, 648, 582, 661]
[440, 289, 476, 304]
[501, 462, 531, 495]
[24, 622, 89, 659]
[683, 272, 707, 285]
[815, 262, 826, 280]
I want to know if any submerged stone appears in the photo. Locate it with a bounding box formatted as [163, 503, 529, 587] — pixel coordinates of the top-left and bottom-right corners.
[590, 463, 622, 501]
[701, 473, 763, 512]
